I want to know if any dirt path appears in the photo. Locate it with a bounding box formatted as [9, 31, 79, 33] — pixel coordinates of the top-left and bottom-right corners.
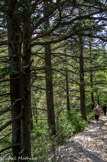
[51, 116, 107, 162]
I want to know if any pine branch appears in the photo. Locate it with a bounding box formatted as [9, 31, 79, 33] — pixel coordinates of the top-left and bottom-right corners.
[0, 113, 22, 132]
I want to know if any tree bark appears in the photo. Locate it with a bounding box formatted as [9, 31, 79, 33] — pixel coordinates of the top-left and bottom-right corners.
[7, 0, 22, 159]
[65, 50, 70, 111]
[21, 0, 32, 158]
[44, 1, 56, 135]
[90, 76, 95, 109]
[79, 36, 87, 120]
[7, 0, 32, 160]
[44, 44, 56, 135]
[89, 39, 95, 110]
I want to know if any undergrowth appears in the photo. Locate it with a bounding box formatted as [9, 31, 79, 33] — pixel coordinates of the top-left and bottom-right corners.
[31, 110, 94, 161]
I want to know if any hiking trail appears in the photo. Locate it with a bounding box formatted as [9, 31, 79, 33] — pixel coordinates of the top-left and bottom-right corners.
[50, 116, 107, 162]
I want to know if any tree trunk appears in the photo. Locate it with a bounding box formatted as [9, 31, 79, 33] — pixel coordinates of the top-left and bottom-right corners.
[65, 50, 70, 111]
[7, 0, 22, 159]
[44, 45, 56, 135]
[89, 39, 95, 110]
[90, 74, 95, 109]
[97, 93, 100, 105]
[79, 36, 87, 120]
[44, 1, 56, 135]
[21, 0, 32, 158]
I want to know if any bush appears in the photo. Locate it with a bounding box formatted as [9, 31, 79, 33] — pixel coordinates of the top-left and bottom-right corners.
[87, 111, 95, 121]
[56, 110, 87, 144]
[31, 121, 57, 162]
[31, 110, 88, 161]
[67, 111, 87, 134]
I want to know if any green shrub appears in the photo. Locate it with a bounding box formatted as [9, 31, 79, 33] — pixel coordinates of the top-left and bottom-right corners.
[66, 111, 87, 134]
[87, 111, 95, 121]
[31, 122, 56, 162]
[31, 110, 88, 161]
[55, 110, 87, 144]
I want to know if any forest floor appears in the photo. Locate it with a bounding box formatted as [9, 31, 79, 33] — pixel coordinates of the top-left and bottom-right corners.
[50, 115, 107, 162]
